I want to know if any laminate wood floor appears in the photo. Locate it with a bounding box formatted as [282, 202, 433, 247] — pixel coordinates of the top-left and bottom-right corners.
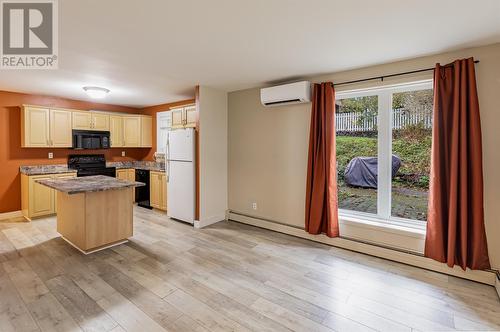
[1, 207, 499, 331]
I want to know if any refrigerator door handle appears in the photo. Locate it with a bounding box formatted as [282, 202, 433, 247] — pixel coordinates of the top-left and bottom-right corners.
[166, 133, 170, 182]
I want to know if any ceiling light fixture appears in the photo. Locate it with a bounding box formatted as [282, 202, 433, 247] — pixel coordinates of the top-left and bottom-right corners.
[83, 86, 110, 99]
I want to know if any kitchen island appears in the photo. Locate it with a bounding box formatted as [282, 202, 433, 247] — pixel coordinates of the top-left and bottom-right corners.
[36, 175, 144, 254]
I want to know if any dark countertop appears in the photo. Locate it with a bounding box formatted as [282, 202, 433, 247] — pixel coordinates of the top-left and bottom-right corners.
[36, 175, 145, 195]
[20, 165, 77, 176]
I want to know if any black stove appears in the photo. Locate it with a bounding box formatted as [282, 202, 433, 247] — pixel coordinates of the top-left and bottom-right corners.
[68, 154, 116, 177]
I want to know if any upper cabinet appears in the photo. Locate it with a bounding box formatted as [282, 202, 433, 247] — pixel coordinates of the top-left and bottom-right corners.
[72, 111, 92, 130]
[21, 105, 72, 148]
[123, 116, 141, 147]
[21, 105, 153, 149]
[21, 106, 51, 147]
[123, 115, 152, 148]
[170, 105, 197, 129]
[140, 116, 153, 147]
[72, 111, 109, 130]
[109, 115, 124, 147]
[50, 109, 73, 147]
[92, 113, 110, 130]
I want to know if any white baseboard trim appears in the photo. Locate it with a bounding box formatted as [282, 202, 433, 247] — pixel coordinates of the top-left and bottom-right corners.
[0, 210, 23, 221]
[194, 213, 226, 229]
[228, 211, 497, 286]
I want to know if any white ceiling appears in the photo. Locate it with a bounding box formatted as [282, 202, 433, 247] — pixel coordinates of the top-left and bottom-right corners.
[1, 0, 499, 107]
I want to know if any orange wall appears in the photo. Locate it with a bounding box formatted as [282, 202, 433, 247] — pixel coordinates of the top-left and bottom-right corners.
[141, 99, 195, 160]
[0, 90, 151, 213]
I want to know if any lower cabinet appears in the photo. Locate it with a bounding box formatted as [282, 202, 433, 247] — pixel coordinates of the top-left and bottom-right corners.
[150, 171, 167, 211]
[21, 172, 77, 220]
[116, 168, 136, 202]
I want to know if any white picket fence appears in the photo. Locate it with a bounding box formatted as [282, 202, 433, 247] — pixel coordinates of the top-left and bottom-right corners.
[335, 108, 432, 132]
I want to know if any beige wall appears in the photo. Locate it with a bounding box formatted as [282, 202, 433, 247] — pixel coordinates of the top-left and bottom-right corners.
[228, 43, 500, 269]
[199, 86, 228, 226]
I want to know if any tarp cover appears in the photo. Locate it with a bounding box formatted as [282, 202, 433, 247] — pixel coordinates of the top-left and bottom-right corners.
[344, 155, 401, 189]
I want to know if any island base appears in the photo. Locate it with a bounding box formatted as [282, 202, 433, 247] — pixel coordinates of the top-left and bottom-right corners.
[56, 188, 133, 254]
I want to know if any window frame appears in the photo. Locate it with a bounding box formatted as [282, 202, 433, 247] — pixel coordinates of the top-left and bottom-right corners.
[336, 79, 433, 230]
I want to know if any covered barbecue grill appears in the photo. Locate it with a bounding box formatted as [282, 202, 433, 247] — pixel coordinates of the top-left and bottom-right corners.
[344, 155, 401, 189]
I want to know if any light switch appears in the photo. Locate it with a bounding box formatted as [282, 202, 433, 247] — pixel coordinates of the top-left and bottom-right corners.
[121, 151, 126, 157]
[48, 152, 53, 159]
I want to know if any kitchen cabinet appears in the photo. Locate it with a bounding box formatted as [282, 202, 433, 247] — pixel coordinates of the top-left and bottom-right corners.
[170, 105, 197, 129]
[150, 171, 167, 211]
[50, 109, 73, 147]
[21, 106, 50, 147]
[116, 168, 136, 202]
[116, 168, 135, 181]
[72, 111, 93, 129]
[141, 116, 153, 147]
[92, 113, 110, 130]
[123, 115, 152, 148]
[20, 105, 153, 149]
[72, 111, 109, 130]
[184, 105, 197, 128]
[123, 116, 141, 147]
[21, 105, 72, 148]
[21, 172, 77, 220]
[171, 108, 184, 128]
[110, 115, 124, 147]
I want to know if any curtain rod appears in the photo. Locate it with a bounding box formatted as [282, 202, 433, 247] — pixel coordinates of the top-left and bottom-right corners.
[332, 60, 480, 87]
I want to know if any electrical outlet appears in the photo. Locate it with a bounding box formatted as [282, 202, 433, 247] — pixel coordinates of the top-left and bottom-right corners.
[252, 202, 257, 210]
[121, 151, 126, 157]
[48, 152, 53, 159]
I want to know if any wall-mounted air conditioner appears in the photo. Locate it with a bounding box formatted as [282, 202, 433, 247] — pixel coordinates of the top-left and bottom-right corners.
[260, 81, 311, 107]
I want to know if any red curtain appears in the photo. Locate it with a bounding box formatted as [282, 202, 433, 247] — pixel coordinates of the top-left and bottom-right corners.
[305, 82, 339, 237]
[425, 58, 490, 270]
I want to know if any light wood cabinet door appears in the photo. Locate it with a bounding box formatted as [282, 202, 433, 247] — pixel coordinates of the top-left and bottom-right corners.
[150, 172, 161, 209]
[150, 171, 166, 211]
[116, 169, 129, 180]
[50, 109, 73, 147]
[116, 169, 136, 202]
[29, 175, 55, 217]
[171, 109, 184, 129]
[140, 116, 152, 147]
[160, 173, 167, 211]
[123, 116, 141, 147]
[184, 105, 197, 128]
[72, 111, 92, 130]
[127, 169, 136, 182]
[110, 116, 124, 147]
[92, 113, 110, 131]
[22, 106, 50, 147]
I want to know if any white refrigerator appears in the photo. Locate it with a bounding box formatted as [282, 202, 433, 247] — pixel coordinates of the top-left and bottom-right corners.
[166, 128, 195, 224]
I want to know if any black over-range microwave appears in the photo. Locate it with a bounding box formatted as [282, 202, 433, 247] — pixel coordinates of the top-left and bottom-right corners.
[72, 130, 110, 149]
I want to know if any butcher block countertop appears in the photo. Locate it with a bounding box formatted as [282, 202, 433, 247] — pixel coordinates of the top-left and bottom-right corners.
[36, 175, 144, 195]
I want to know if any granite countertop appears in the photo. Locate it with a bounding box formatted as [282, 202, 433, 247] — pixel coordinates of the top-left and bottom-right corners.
[36, 175, 145, 195]
[107, 161, 165, 172]
[20, 161, 165, 175]
[20, 165, 77, 176]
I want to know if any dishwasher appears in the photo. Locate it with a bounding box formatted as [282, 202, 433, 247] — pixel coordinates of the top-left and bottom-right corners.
[135, 169, 152, 209]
